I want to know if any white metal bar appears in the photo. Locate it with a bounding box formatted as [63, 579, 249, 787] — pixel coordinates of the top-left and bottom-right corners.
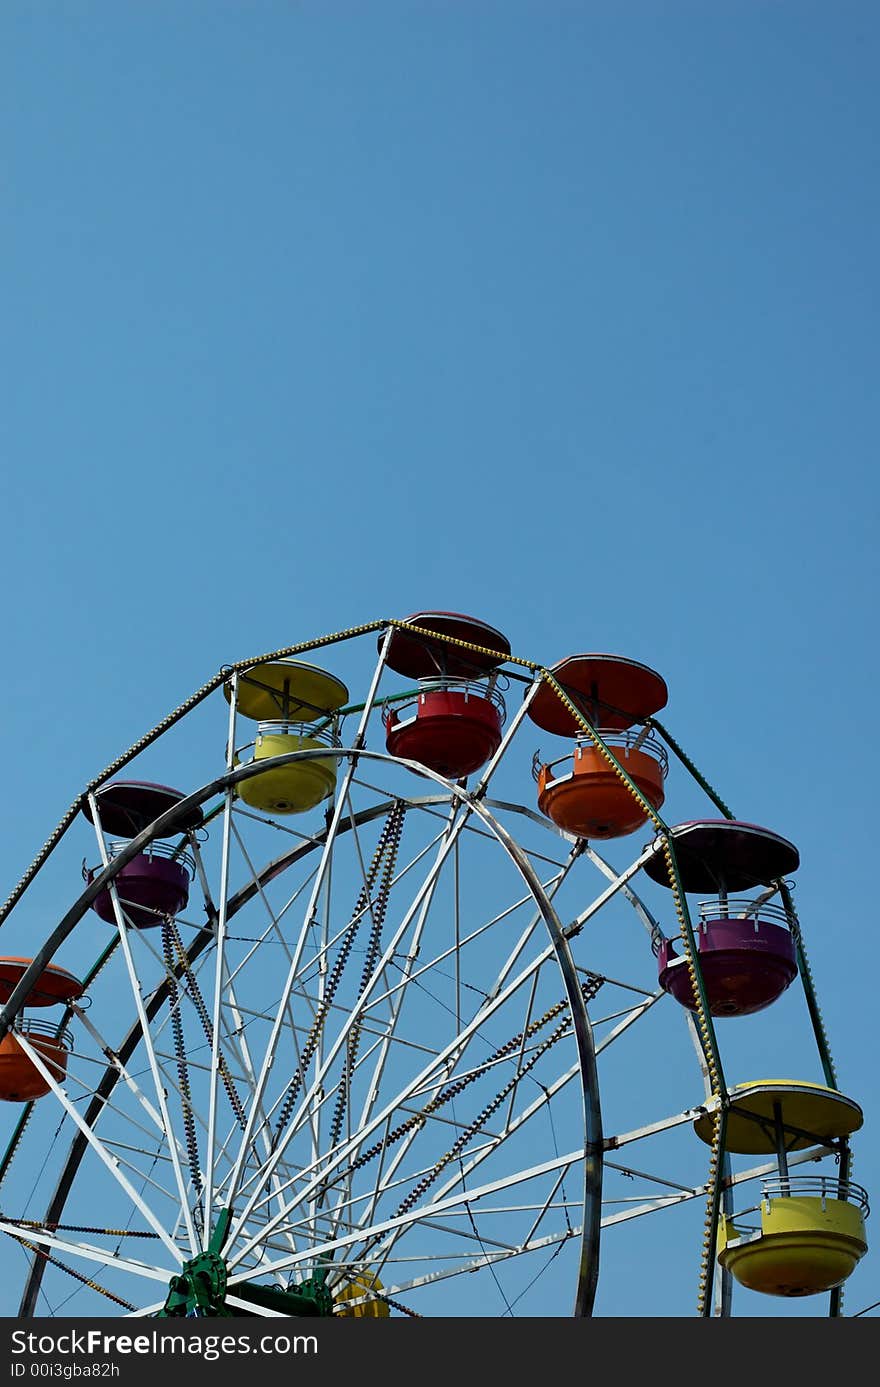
[69, 1004, 178, 1148]
[227, 1148, 584, 1285]
[87, 793, 199, 1256]
[221, 639, 393, 1221]
[224, 792, 484, 1254]
[225, 921, 573, 1270]
[564, 841, 662, 938]
[203, 675, 239, 1242]
[11, 1027, 184, 1266]
[0, 1220, 173, 1285]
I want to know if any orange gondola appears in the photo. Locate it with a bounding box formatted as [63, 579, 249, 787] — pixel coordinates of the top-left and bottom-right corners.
[528, 654, 668, 839]
[0, 960, 82, 1102]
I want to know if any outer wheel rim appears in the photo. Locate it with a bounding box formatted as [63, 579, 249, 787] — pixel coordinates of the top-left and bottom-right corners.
[0, 617, 854, 1320]
[10, 750, 602, 1319]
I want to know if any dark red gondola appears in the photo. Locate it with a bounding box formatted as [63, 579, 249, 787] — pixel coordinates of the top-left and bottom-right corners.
[382, 612, 510, 778]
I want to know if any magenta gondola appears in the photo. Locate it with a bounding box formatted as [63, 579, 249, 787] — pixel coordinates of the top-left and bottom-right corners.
[86, 845, 193, 930]
[657, 907, 798, 1016]
[650, 820, 801, 1016]
[82, 781, 198, 928]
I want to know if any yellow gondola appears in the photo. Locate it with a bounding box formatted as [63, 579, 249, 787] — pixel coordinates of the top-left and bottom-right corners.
[718, 1180, 869, 1296]
[697, 1079, 869, 1298]
[228, 660, 349, 816]
[333, 1269, 390, 1318]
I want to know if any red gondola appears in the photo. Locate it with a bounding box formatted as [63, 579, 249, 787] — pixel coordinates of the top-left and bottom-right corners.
[382, 612, 510, 779]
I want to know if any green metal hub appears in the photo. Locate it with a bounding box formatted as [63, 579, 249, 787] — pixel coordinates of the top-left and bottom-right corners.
[158, 1209, 335, 1317]
[161, 1248, 230, 1318]
[159, 1208, 233, 1317]
[232, 1272, 334, 1318]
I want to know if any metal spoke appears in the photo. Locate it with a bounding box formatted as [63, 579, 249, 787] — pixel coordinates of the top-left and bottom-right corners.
[221, 651, 392, 1222]
[225, 928, 585, 1273]
[84, 800, 199, 1255]
[227, 1149, 585, 1286]
[10, 1029, 185, 1266]
[0, 1221, 173, 1285]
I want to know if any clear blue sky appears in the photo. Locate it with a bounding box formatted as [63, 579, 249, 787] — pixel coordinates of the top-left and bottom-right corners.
[1, 1, 878, 1322]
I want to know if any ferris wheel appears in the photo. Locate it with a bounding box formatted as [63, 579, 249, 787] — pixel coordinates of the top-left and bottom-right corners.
[0, 613, 869, 1318]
